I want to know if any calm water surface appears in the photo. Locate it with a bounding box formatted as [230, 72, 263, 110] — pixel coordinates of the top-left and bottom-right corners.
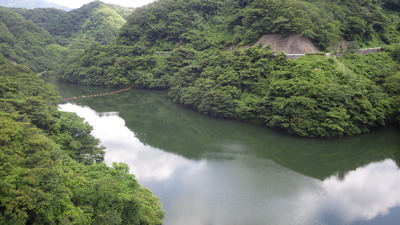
[56, 83, 400, 225]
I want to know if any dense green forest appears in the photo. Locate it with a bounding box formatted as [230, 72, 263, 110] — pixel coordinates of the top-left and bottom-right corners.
[0, 0, 399, 223]
[0, 52, 164, 225]
[58, 43, 400, 137]
[12, 1, 133, 45]
[0, 4, 164, 225]
[117, 0, 400, 50]
[56, 0, 400, 137]
[2, 0, 399, 138]
[0, 7, 65, 72]
[0, 1, 130, 72]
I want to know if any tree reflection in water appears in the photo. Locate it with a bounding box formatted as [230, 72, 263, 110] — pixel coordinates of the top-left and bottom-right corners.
[60, 101, 400, 225]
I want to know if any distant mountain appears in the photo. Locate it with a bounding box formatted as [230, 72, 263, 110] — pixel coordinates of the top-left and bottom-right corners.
[10, 7, 67, 32]
[0, 6, 66, 71]
[0, 0, 70, 10]
[14, 1, 134, 45]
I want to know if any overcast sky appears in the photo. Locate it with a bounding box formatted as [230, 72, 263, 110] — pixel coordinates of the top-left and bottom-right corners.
[45, 0, 155, 9]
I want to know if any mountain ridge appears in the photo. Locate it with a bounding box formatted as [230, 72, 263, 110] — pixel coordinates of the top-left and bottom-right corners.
[0, 0, 70, 11]
[11, 1, 134, 45]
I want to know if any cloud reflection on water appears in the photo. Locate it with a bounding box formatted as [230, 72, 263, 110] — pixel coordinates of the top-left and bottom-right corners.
[59, 103, 400, 225]
[59, 103, 204, 183]
[321, 159, 400, 223]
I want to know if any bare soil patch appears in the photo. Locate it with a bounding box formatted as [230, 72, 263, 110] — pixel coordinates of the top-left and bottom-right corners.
[252, 34, 319, 54]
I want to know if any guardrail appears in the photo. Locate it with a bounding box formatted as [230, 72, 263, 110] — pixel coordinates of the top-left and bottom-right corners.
[286, 47, 381, 59]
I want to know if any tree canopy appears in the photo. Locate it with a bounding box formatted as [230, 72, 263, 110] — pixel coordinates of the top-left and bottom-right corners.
[0, 55, 164, 224]
[117, 0, 400, 50]
[2, 0, 400, 138]
[12, 1, 133, 45]
[0, 7, 66, 72]
[1, 1, 399, 222]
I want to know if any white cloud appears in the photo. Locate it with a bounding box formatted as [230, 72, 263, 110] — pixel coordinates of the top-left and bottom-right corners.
[59, 103, 202, 183]
[322, 159, 400, 223]
[45, 0, 155, 9]
[288, 159, 400, 224]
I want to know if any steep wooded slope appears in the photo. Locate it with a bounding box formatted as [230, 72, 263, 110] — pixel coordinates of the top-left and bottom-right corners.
[0, 6, 65, 71]
[0, 1, 134, 73]
[0, 60, 164, 224]
[58, 0, 400, 137]
[0, 4, 165, 222]
[47, 1, 133, 45]
[10, 7, 67, 32]
[117, 0, 400, 51]
[13, 1, 133, 45]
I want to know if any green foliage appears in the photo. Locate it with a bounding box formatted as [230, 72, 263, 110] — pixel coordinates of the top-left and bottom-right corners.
[44, 1, 132, 45]
[118, 0, 236, 50]
[166, 47, 398, 137]
[1, 1, 134, 74]
[384, 0, 400, 11]
[10, 7, 67, 31]
[116, 0, 400, 50]
[0, 62, 164, 224]
[230, 0, 342, 48]
[64, 162, 164, 225]
[55, 0, 400, 137]
[262, 55, 392, 137]
[11, 1, 133, 46]
[50, 111, 105, 164]
[0, 7, 67, 72]
[57, 43, 158, 87]
[382, 71, 400, 123]
[58, 43, 400, 138]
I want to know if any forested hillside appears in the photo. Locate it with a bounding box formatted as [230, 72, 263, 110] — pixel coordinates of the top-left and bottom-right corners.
[0, 0, 399, 223]
[57, 0, 400, 138]
[12, 1, 134, 45]
[10, 7, 68, 34]
[1, 0, 399, 137]
[0, 0, 398, 223]
[0, 1, 133, 70]
[0, 7, 66, 72]
[0, 3, 164, 224]
[0, 46, 164, 225]
[117, 0, 400, 50]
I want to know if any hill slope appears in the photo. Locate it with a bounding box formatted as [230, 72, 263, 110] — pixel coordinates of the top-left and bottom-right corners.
[10, 7, 67, 31]
[0, 3, 165, 224]
[58, 0, 400, 137]
[117, 0, 400, 51]
[0, 57, 164, 225]
[0, 6, 65, 71]
[47, 1, 133, 45]
[12, 1, 133, 45]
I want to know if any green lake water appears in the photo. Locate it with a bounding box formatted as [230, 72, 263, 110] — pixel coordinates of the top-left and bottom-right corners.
[56, 82, 400, 225]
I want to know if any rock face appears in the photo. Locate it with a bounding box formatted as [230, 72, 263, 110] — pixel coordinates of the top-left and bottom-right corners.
[252, 34, 319, 54]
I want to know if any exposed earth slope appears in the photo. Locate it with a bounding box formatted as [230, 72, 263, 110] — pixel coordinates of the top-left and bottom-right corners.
[252, 34, 319, 54]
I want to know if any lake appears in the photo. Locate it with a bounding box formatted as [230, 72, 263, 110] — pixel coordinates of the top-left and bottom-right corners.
[56, 82, 400, 225]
